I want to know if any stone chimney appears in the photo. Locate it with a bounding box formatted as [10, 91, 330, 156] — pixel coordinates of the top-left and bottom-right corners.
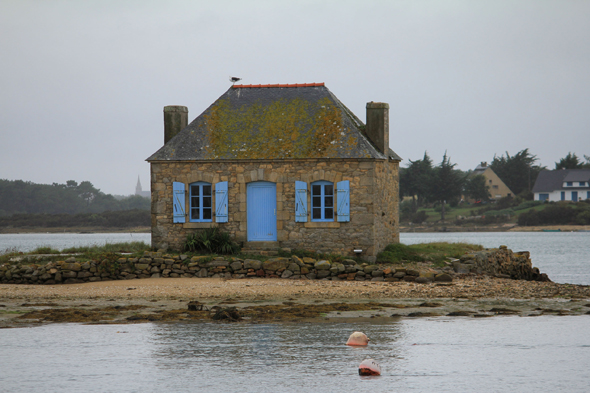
[164, 106, 188, 144]
[365, 102, 389, 155]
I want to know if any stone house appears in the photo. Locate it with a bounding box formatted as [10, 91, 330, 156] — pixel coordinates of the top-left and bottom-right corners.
[146, 83, 401, 258]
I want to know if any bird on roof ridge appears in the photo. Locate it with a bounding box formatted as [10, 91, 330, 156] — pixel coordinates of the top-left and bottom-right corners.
[230, 76, 242, 84]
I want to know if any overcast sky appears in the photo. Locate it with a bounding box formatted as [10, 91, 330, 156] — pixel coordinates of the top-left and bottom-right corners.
[1, 0, 589, 196]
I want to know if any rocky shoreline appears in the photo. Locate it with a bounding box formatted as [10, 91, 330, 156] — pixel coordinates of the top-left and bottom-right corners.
[1, 245, 587, 329]
[1, 276, 589, 328]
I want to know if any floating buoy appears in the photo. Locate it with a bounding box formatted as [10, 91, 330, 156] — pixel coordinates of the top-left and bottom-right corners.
[359, 358, 381, 376]
[346, 331, 370, 346]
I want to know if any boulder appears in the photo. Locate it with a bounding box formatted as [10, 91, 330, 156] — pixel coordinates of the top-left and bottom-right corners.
[263, 258, 289, 271]
[230, 261, 243, 271]
[244, 259, 262, 270]
[371, 270, 384, 277]
[291, 255, 305, 267]
[434, 273, 453, 282]
[206, 260, 230, 268]
[62, 263, 81, 272]
[314, 260, 331, 270]
[281, 270, 293, 278]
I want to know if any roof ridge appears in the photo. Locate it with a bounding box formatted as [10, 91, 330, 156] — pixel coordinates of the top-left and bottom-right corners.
[232, 83, 325, 89]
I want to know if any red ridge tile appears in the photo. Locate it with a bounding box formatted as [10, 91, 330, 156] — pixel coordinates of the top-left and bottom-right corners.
[233, 83, 325, 89]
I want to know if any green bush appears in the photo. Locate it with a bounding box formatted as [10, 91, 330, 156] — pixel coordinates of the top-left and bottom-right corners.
[376, 242, 483, 265]
[494, 195, 514, 210]
[434, 203, 451, 213]
[184, 227, 240, 254]
[517, 203, 588, 226]
[513, 200, 542, 211]
[376, 243, 423, 263]
[576, 210, 590, 225]
[518, 210, 540, 226]
[410, 210, 428, 224]
[485, 209, 514, 217]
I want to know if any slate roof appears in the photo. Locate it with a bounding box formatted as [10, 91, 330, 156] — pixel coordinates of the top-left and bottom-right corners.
[532, 169, 590, 193]
[147, 84, 401, 161]
[564, 170, 590, 182]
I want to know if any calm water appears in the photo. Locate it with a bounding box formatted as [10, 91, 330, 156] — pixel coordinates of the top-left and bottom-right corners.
[1, 318, 589, 392]
[1, 232, 589, 391]
[0, 233, 151, 253]
[401, 232, 590, 285]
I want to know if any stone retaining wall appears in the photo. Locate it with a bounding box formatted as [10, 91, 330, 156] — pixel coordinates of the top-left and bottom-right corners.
[452, 245, 549, 281]
[0, 246, 549, 285]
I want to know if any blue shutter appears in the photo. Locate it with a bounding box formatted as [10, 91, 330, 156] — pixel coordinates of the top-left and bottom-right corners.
[295, 181, 308, 222]
[173, 182, 186, 223]
[337, 180, 350, 222]
[215, 181, 228, 223]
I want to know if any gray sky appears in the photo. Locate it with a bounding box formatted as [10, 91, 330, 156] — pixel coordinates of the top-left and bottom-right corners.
[1, 0, 589, 196]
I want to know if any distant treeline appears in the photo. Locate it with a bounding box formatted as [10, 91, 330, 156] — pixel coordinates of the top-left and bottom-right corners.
[0, 210, 150, 228]
[0, 179, 150, 216]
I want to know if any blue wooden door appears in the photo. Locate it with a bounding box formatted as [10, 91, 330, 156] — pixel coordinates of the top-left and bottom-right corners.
[247, 182, 277, 241]
[572, 191, 578, 201]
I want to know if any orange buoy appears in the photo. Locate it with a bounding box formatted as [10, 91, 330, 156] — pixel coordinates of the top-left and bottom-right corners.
[358, 358, 381, 376]
[346, 331, 370, 346]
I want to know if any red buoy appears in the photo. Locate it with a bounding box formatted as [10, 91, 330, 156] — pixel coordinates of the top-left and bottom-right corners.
[358, 358, 381, 376]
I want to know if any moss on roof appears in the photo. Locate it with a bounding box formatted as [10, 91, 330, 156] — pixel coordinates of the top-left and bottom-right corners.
[147, 85, 395, 161]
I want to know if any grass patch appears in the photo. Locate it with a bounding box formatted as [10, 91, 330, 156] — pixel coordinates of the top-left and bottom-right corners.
[0, 241, 150, 265]
[30, 246, 61, 254]
[62, 241, 150, 254]
[376, 242, 483, 265]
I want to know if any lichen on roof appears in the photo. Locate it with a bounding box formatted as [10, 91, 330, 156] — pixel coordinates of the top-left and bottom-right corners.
[147, 84, 388, 161]
[205, 96, 353, 159]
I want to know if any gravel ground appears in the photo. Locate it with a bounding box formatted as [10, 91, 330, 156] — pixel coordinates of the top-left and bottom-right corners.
[1, 276, 589, 328]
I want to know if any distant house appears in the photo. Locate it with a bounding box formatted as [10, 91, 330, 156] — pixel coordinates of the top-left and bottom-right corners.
[532, 169, 590, 202]
[146, 83, 401, 257]
[467, 162, 514, 201]
[135, 176, 150, 198]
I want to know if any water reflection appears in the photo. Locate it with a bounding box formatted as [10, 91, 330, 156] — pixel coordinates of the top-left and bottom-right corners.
[1, 318, 589, 392]
[148, 321, 405, 384]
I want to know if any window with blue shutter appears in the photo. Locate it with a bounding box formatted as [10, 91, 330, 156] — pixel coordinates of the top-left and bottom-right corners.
[311, 181, 334, 222]
[215, 181, 228, 223]
[189, 182, 213, 222]
[295, 181, 308, 222]
[173, 182, 186, 223]
[336, 180, 350, 222]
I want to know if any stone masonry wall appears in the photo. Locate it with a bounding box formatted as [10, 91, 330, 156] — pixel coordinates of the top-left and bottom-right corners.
[150, 159, 399, 256]
[0, 247, 550, 285]
[373, 159, 400, 253]
[451, 245, 550, 281]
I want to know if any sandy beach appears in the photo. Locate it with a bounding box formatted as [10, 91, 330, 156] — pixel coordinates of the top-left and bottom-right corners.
[2, 276, 589, 328]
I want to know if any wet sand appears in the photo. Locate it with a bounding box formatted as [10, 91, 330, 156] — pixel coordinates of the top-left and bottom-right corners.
[1, 276, 589, 328]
